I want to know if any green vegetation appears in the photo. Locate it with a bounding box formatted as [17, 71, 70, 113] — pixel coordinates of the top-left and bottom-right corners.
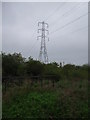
[2, 52, 88, 80]
[2, 52, 88, 119]
[3, 79, 88, 118]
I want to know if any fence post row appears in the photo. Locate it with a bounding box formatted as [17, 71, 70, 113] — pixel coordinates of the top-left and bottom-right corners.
[2, 75, 57, 92]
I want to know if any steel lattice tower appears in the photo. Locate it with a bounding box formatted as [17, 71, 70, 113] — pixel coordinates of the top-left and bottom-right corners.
[37, 21, 49, 64]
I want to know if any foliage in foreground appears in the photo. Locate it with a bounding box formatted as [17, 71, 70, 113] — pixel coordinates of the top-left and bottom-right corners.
[3, 79, 88, 118]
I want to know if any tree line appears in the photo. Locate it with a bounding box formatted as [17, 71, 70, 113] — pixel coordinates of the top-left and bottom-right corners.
[2, 52, 88, 80]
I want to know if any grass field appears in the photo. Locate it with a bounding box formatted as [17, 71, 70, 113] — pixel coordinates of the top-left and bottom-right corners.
[2, 79, 88, 119]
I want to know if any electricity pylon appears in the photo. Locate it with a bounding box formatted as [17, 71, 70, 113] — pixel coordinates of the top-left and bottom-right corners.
[37, 21, 49, 64]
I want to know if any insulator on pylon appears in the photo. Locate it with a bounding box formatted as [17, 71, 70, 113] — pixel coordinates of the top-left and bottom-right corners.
[37, 21, 49, 64]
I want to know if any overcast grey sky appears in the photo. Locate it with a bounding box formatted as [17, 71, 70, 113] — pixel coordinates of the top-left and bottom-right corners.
[2, 2, 88, 65]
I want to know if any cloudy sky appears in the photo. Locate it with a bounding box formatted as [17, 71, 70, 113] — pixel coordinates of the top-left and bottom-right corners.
[2, 2, 88, 65]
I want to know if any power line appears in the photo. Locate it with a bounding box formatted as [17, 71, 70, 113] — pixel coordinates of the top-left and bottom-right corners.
[59, 3, 87, 18]
[49, 26, 88, 42]
[64, 26, 88, 36]
[61, 2, 86, 17]
[29, 29, 38, 53]
[44, 3, 66, 21]
[50, 3, 81, 26]
[30, 30, 36, 40]
[49, 2, 87, 28]
[29, 3, 88, 55]
[29, 23, 88, 57]
[50, 12, 88, 35]
[29, 40, 38, 53]
[70, 26, 88, 34]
